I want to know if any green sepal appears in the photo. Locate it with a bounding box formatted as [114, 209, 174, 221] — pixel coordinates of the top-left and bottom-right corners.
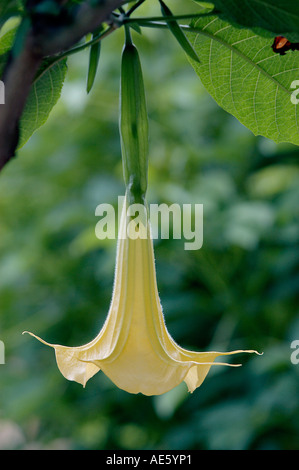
[129, 22, 142, 35]
[86, 27, 103, 94]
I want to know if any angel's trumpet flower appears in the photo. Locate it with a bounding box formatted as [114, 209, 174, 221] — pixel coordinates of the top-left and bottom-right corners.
[23, 30, 260, 395]
[24, 197, 259, 395]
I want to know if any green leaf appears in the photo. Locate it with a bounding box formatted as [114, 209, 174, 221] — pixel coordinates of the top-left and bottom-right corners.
[0, 24, 67, 147]
[194, 0, 299, 42]
[159, 0, 200, 63]
[0, 27, 16, 76]
[86, 33, 101, 94]
[19, 58, 67, 147]
[186, 15, 299, 145]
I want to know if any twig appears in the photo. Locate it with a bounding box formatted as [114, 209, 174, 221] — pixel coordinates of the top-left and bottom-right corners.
[0, 33, 42, 171]
[35, 0, 124, 56]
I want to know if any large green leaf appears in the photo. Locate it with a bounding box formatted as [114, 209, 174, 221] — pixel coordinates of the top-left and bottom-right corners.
[19, 59, 67, 147]
[0, 26, 67, 148]
[186, 15, 299, 145]
[0, 26, 15, 74]
[194, 0, 299, 42]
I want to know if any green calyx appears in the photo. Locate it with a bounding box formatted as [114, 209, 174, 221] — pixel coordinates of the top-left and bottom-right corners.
[119, 27, 149, 205]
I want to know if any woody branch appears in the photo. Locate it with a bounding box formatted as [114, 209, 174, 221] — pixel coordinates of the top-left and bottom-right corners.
[0, 0, 124, 172]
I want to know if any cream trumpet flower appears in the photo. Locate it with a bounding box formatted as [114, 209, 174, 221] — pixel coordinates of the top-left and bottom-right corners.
[24, 196, 259, 396]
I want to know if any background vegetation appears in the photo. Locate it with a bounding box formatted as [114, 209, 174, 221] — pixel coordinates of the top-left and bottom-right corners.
[0, 0, 299, 450]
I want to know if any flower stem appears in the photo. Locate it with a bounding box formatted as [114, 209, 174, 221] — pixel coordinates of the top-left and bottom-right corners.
[125, 20, 204, 34]
[124, 11, 218, 24]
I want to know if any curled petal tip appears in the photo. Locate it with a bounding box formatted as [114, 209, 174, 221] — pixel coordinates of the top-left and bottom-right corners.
[22, 330, 35, 338]
[246, 350, 263, 356]
[22, 331, 53, 348]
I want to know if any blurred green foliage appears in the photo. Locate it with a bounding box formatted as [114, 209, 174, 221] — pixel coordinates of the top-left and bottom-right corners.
[0, 1, 299, 450]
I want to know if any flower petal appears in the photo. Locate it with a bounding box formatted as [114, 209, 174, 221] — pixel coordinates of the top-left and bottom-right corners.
[23, 195, 261, 395]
